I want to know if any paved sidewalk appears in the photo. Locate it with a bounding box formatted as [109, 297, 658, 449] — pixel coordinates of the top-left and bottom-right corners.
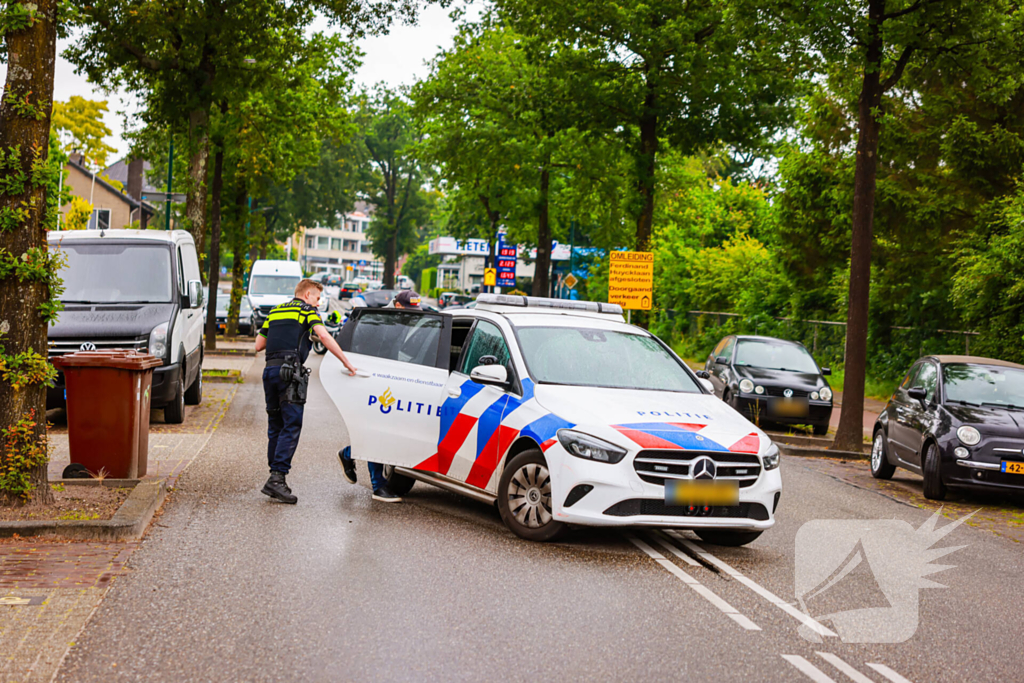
[829, 390, 889, 438]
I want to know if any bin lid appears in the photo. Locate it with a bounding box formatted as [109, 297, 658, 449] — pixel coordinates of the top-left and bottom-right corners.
[51, 349, 163, 371]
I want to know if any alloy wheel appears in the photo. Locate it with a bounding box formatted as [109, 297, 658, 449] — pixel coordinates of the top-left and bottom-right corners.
[507, 462, 552, 529]
[871, 432, 884, 471]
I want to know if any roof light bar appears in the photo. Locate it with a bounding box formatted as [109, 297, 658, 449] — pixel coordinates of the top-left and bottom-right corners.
[476, 293, 623, 316]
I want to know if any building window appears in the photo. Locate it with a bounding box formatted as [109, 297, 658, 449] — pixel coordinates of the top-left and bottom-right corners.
[306, 237, 315, 249]
[89, 209, 111, 230]
[343, 239, 358, 251]
[317, 236, 330, 250]
[331, 238, 342, 251]
[360, 243, 372, 253]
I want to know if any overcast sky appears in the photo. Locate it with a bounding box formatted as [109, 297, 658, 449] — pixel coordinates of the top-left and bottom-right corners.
[47, 3, 470, 163]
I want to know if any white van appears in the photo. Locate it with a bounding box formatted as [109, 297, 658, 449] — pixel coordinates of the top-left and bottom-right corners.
[248, 260, 304, 329]
[47, 229, 206, 424]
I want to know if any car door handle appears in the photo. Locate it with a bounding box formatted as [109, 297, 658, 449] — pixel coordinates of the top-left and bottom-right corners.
[447, 387, 461, 398]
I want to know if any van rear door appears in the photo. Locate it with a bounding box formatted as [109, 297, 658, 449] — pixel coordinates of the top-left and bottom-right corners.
[321, 309, 451, 468]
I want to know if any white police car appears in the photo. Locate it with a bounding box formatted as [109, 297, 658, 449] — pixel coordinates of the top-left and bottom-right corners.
[321, 294, 781, 544]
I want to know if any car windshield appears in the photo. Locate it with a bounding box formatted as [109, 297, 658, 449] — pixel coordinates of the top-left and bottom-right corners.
[734, 340, 819, 373]
[250, 275, 299, 296]
[943, 364, 1024, 408]
[55, 242, 173, 303]
[216, 294, 251, 314]
[516, 326, 700, 392]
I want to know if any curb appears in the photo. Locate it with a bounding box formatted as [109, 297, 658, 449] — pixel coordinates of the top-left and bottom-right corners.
[779, 443, 869, 461]
[0, 478, 166, 540]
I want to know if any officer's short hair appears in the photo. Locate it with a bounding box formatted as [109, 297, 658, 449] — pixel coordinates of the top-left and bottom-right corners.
[295, 278, 324, 297]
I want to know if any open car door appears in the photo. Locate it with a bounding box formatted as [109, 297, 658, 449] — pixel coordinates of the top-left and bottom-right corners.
[321, 308, 451, 468]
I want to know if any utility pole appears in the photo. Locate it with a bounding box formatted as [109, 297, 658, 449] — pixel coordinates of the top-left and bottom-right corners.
[165, 141, 174, 230]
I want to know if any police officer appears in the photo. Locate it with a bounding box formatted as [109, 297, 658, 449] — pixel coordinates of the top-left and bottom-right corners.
[255, 279, 356, 503]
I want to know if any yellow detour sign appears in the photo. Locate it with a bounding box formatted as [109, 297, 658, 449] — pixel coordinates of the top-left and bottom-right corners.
[484, 268, 497, 287]
[608, 251, 653, 310]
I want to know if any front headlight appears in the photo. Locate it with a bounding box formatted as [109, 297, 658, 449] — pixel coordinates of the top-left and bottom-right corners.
[739, 379, 755, 394]
[810, 391, 820, 400]
[557, 429, 627, 464]
[957, 426, 981, 446]
[762, 443, 780, 471]
[148, 322, 169, 359]
[820, 386, 833, 402]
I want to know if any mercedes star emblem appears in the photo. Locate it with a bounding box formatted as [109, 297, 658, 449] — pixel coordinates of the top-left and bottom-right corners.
[783, 388, 794, 398]
[79, 342, 97, 351]
[691, 456, 717, 480]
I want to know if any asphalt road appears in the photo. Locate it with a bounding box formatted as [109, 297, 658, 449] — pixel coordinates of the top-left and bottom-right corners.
[57, 354, 1024, 682]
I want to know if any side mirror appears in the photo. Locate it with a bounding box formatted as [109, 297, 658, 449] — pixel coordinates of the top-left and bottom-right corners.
[907, 386, 927, 402]
[188, 280, 203, 309]
[821, 367, 832, 376]
[695, 370, 711, 379]
[470, 364, 508, 386]
[698, 378, 715, 393]
[715, 356, 729, 366]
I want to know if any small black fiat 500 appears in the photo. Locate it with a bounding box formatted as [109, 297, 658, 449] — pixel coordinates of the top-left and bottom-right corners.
[871, 355, 1024, 499]
[702, 335, 834, 435]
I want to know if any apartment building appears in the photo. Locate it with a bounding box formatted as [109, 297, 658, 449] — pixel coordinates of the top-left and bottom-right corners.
[293, 203, 383, 280]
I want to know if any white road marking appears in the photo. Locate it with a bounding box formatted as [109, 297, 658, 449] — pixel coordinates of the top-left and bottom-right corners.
[866, 663, 914, 683]
[815, 653, 877, 683]
[666, 530, 837, 638]
[782, 655, 838, 682]
[626, 534, 760, 631]
[649, 530, 702, 566]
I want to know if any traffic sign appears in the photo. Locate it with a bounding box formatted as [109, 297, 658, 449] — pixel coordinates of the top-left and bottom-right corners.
[608, 251, 653, 310]
[484, 268, 497, 287]
[563, 273, 578, 289]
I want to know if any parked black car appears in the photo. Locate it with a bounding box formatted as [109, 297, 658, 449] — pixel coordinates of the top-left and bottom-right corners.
[871, 355, 1024, 500]
[703, 335, 834, 435]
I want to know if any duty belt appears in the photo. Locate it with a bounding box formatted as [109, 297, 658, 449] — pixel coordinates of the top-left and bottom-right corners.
[266, 351, 299, 367]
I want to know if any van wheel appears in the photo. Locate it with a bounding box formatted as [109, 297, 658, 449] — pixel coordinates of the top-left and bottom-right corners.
[498, 449, 566, 542]
[382, 464, 415, 496]
[694, 529, 763, 547]
[184, 364, 202, 405]
[922, 442, 946, 500]
[164, 373, 186, 424]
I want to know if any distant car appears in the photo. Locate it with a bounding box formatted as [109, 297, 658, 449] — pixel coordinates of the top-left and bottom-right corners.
[438, 293, 473, 309]
[215, 293, 255, 336]
[871, 355, 1024, 500]
[443, 301, 478, 311]
[339, 281, 363, 299]
[704, 335, 833, 435]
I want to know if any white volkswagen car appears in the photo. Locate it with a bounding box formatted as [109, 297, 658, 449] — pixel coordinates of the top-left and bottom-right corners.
[322, 295, 781, 544]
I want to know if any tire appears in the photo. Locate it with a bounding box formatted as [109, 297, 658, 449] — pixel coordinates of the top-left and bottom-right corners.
[812, 423, 829, 436]
[381, 464, 416, 496]
[312, 339, 327, 355]
[694, 529, 763, 547]
[870, 429, 896, 480]
[497, 449, 566, 542]
[922, 441, 946, 500]
[164, 371, 186, 424]
[184, 363, 203, 405]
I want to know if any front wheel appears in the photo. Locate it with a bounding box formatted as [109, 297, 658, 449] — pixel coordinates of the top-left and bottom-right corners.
[164, 372, 186, 424]
[381, 464, 415, 496]
[812, 423, 829, 436]
[922, 442, 946, 500]
[694, 529, 763, 547]
[870, 430, 895, 480]
[184, 364, 202, 405]
[497, 449, 566, 542]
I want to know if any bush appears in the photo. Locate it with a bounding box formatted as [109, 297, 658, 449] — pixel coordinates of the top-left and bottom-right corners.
[63, 197, 92, 230]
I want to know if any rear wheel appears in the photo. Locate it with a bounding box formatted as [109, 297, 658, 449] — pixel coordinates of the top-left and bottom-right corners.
[870, 430, 896, 479]
[498, 449, 566, 542]
[922, 442, 946, 500]
[694, 529, 763, 547]
[381, 464, 415, 496]
[164, 372, 185, 424]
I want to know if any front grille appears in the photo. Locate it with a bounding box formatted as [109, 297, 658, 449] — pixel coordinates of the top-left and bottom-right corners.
[633, 450, 761, 488]
[258, 304, 275, 315]
[48, 337, 147, 357]
[604, 499, 769, 520]
[765, 386, 809, 397]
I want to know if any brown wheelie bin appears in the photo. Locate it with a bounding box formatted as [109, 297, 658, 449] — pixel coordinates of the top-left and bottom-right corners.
[51, 350, 163, 479]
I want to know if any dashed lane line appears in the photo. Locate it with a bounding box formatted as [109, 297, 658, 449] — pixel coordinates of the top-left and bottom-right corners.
[665, 530, 837, 639]
[815, 653, 876, 683]
[782, 655, 837, 682]
[625, 534, 760, 631]
[865, 663, 914, 683]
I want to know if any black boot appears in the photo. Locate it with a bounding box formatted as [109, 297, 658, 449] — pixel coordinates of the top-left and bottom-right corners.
[261, 472, 297, 504]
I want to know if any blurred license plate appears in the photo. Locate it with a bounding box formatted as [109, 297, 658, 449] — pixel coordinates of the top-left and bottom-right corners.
[666, 480, 739, 506]
[770, 397, 808, 417]
[1001, 461, 1024, 475]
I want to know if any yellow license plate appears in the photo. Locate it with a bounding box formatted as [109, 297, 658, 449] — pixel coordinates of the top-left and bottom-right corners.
[1002, 461, 1024, 475]
[666, 480, 739, 506]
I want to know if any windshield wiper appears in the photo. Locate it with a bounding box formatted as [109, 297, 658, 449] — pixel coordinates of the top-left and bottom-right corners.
[947, 399, 981, 406]
[981, 401, 1024, 411]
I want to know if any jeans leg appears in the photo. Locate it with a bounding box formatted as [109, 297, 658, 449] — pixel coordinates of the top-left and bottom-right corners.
[263, 367, 284, 471]
[271, 401, 304, 474]
[367, 462, 386, 490]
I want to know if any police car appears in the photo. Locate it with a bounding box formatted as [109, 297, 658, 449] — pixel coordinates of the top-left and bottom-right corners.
[321, 294, 781, 545]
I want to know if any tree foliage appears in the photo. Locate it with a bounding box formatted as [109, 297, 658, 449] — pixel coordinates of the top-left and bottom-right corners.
[51, 96, 118, 169]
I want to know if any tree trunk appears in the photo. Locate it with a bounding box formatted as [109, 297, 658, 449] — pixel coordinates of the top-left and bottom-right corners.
[226, 185, 248, 337]
[532, 167, 551, 297]
[634, 75, 658, 253]
[833, 0, 886, 453]
[185, 107, 210, 258]
[0, 0, 58, 506]
[384, 229, 397, 289]
[204, 148, 224, 349]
